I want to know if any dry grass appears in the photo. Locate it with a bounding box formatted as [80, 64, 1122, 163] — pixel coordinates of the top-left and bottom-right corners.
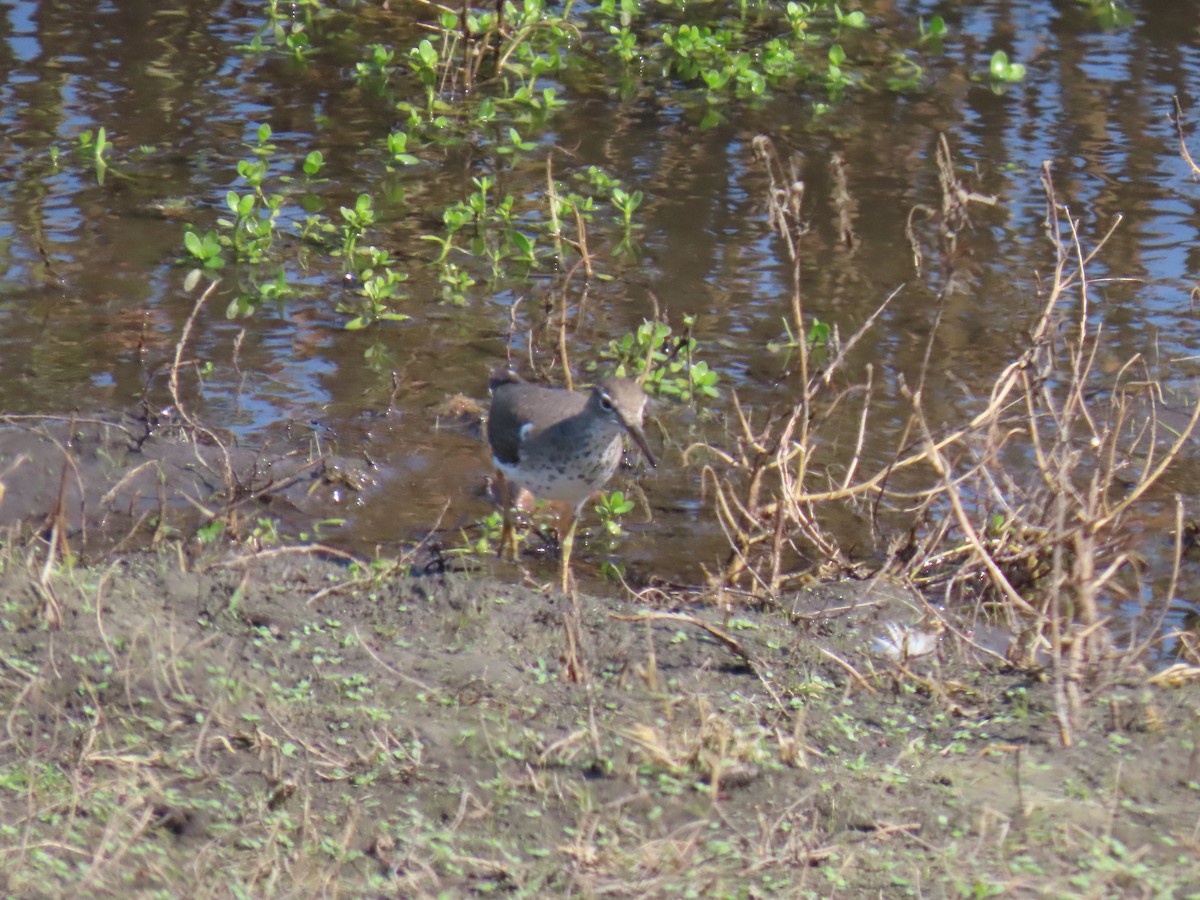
[703, 134, 1200, 744]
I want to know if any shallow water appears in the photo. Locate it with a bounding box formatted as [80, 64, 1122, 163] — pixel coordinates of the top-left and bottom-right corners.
[0, 0, 1198, 597]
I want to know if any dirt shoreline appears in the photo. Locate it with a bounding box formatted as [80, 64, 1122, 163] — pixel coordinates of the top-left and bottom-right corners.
[1, 538, 1197, 896]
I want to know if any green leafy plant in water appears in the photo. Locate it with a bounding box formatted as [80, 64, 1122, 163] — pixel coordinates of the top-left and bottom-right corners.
[423, 163, 552, 296]
[918, 14, 947, 42]
[76, 127, 112, 185]
[363, 0, 936, 154]
[807, 318, 831, 349]
[198, 126, 286, 269]
[504, 58, 568, 117]
[437, 262, 477, 306]
[468, 511, 506, 556]
[298, 213, 337, 246]
[886, 53, 925, 93]
[301, 150, 324, 178]
[339, 246, 409, 331]
[596, 316, 720, 401]
[339, 193, 376, 262]
[1080, 0, 1134, 29]
[181, 125, 317, 316]
[608, 24, 638, 64]
[219, 191, 275, 263]
[386, 131, 419, 168]
[409, 38, 442, 113]
[508, 231, 538, 266]
[824, 44, 859, 97]
[832, 4, 868, 33]
[599, 560, 626, 581]
[553, 188, 599, 234]
[593, 490, 635, 538]
[363, 0, 917, 298]
[466, 175, 493, 221]
[249, 122, 277, 159]
[610, 187, 643, 235]
[769, 316, 832, 365]
[196, 520, 226, 545]
[347, 270, 409, 330]
[456, 508, 535, 559]
[987, 50, 1026, 84]
[361, 339, 394, 373]
[249, 516, 281, 550]
[663, 23, 752, 98]
[354, 43, 397, 90]
[183, 229, 225, 270]
[242, 0, 322, 61]
[496, 127, 536, 158]
[573, 165, 645, 251]
[226, 268, 295, 318]
[284, 28, 311, 64]
[588, 0, 883, 111]
[208, 267, 292, 319]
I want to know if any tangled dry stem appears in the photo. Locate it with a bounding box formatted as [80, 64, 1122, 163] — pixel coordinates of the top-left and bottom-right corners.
[714, 133, 1200, 743]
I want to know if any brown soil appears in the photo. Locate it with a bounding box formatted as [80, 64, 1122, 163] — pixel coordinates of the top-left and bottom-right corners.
[0, 420, 1198, 897]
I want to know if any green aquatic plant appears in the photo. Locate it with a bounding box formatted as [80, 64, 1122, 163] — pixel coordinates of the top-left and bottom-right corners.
[240, 0, 323, 61]
[341, 270, 409, 331]
[386, 131, 419, 169]
[987, 50, 1026, 84]
[419, 151, 612, 298]
[593, 490, 635, 538]
[832, 4, 868, 32]
[220, 189, 281, 264]
[408, 38, 442, 113]
[354, 43, 397, 90]
[188, 125, 288, 268]
[436, 261, 477, 306]
[769, 316, 832, 362]
[919, 14, 947, 41]
[886, 52, 926, 92]
[597, 317, 720, 402]
[283, 28, 311, 64]
[300, 150, 324, 178]
[1080, 0, 1134, 28]
[824, 44, 859, 97]
[610, 187, 643, 237]
[339, 193, 376, 263]
[183, 229, 225, 270]
[76, 127, 112, 185]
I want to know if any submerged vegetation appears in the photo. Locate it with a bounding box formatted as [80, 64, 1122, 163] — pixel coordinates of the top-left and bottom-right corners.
[163, 0, 962, 326]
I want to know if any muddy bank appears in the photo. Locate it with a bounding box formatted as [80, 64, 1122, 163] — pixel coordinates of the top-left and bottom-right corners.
[1, 540, 1197, 896]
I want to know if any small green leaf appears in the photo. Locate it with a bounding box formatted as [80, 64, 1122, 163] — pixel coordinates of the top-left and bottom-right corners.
[990, 50, 1010, 79]
[511, 232, 533, 255]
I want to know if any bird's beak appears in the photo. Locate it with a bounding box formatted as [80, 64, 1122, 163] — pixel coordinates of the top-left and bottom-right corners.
[622, 420, 657, 469]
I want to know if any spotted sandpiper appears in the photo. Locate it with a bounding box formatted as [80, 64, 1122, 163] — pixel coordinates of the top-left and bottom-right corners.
[486, 371, 656, 590]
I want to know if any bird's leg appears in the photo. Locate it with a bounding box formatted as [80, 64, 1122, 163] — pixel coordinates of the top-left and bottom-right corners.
[558, 510, 577, 593]
[496, 472, 519, 560]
